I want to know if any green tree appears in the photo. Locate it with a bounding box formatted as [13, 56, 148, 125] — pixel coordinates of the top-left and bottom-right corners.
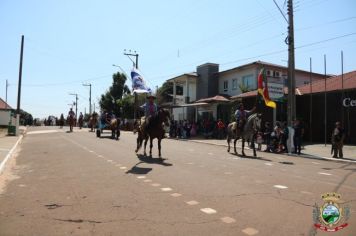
[99, 72, 130, 116]
[117, 94, 135, 119]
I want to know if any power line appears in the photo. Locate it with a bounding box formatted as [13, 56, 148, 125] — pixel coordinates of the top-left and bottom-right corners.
[22, 74, 111, 87]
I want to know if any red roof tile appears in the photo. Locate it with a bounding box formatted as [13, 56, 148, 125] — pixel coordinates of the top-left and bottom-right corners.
[297, 70, 356, 95]
[0, 97, 12, 109]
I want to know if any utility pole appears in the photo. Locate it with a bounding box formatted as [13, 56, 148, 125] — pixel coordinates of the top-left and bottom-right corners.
[286, 0, 296, 127]
[83, 83, 92, 115]
[124, 49, 139, 121]
[16, 35, 24, 135]
[69, 93, 78, 121]
[5, 80, 9, 109]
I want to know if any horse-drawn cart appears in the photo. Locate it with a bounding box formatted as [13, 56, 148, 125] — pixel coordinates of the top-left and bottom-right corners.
[96, 115, 121, 140]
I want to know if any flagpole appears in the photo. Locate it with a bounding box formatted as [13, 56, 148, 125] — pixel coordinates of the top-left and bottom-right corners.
[324, 55, 327, 147]
[309, 57, 312, 143]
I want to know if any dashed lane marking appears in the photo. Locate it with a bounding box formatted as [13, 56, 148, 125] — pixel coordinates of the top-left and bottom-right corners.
[318, 172, 332, 176]
[186, 200, 199, 206]
[137, 176, 146, 179]
[221, 217, 236, 224]
[312, 162, 320, 165]
[264, 163, 273, 166]
[119, 167, 127, 170]
[273, 185, 288, 189]
[186, 162, 194, 165]
[143, 179, 152, 183]
[161, 187, 173, 192]
[107, 160, 113, 163]
[89, 150, 94, 153]
[171, 193, 182, 197]
[151, 183, 161, 187]
[301, 191, 313, 195]
[242, 227, 259, 235]
[200, 208, 217, 214]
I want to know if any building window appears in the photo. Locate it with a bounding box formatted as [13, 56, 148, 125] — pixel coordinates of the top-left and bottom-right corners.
[223, 81, 228, 92]
[242, 74, 253, 89]
[232, 79, 237, 90]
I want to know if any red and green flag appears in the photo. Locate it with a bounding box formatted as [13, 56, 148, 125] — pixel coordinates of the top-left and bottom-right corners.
[258, 68, 276, 109]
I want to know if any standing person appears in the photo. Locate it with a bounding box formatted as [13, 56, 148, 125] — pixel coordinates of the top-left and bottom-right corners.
[280, 121, 289, 153]
[331, 121, 345, 158]
[263, 122, 272, 152]
[217, 119, 225, 139]
[293, 118, 304, 155]
[256, 131, 264, 151]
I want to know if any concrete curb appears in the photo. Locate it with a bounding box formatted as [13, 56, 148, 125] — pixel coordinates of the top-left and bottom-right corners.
[0, 127, 27, 175]
[174, 138, 356, 164]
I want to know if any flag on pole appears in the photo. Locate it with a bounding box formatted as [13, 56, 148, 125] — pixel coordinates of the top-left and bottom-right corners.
[130, 67, 152, 94]
[258, 68, 276, 108]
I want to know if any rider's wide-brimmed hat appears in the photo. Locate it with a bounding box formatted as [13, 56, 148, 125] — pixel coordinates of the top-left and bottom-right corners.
[146, 94, 156, 99]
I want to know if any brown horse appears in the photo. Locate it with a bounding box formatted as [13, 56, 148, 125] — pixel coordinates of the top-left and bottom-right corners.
[88, 113, 98, 132]
[67, 115, 75, 132]
[109, 118, 121, 140]
[135, 109, 170, 158]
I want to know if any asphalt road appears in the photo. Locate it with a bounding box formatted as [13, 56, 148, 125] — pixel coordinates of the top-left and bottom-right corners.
[0, 126, 355, 236]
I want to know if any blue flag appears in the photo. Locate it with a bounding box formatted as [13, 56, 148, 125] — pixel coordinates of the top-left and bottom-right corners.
[131, 68, 152, 94]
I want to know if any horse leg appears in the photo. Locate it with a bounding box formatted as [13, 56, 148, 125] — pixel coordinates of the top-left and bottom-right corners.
[149, 137, 153, 157]
[158, 138, 162, 158]
[252, 140, 257, 157]
[143, 137, 148, 156]
[227, 136, 230, 152]
[234, 138, 238, 155]
[242, 138, 246, 156]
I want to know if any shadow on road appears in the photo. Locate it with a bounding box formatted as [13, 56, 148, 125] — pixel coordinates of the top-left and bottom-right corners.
[126, 165, 152, 175]
[136, 154, 173, 167]
[229, 152, 272, 162]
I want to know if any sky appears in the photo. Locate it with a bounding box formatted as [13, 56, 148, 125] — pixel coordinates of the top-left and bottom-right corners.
[1, 0, 356, 119]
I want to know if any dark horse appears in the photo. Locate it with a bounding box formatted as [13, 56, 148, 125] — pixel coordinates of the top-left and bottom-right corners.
[67, 115, 75, 132]
[226, 113, 262, 157]
[135, 109, 170, 158]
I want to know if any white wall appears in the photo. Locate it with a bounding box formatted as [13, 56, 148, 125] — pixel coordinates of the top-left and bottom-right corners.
[219, 67, 257, 96]
[0, 110, 11, 126]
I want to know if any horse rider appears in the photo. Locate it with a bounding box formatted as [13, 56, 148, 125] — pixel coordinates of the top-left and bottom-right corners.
[68, 108, 75, 119]
[234, 103, 256, 132]
[331, 121, 345, 158]
[140, 94, 158, 132]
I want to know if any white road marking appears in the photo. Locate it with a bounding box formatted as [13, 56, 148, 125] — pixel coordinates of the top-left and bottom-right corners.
[186, 200, 199, 205]
[18, 184, 26, 187]
[137, 176, 146, 179]
[200, 208, 217, 214]
[143, 179, 152, 183]
[301, 191, 313, 195]
[264, 163, 273, 166]
[186, 162, 194, 165]
[208, 153, 213, 155]
[89, 150, 94, 153]
[98, 155, 104, 158]
[318, 172, 332, 176]
[233, 157, 239, 160]
[27, 130, 58, 135]
[151, 183, 161, 187]
[273, 185, 288, 189]
[107, 160, 113, 163]
[221, 217, 236, 224]
[119, 167, 127, 170]
[171, 193, 182, 197]
[312, 162, 320, 165]
[242, 227, 259, 235]
[161, 187, 172, 192]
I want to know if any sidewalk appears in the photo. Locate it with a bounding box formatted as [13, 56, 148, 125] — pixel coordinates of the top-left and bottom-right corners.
[0, 126, 27, 174]
[170, 136, 356, 163]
